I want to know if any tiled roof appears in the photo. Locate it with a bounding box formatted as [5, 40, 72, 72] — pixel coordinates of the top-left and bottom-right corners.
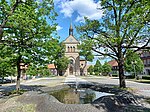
[48, 64, 55, 69]
[108, 60, 118, 67]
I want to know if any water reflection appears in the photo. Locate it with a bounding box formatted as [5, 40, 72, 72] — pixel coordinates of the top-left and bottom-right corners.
[50, 88, 113, 104]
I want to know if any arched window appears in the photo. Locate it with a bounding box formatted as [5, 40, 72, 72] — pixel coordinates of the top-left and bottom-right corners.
[68, 46, 70, 52]
[70, 46, 72, 52]
[73, 46, 75, 52]
[70, 59, 74, 65]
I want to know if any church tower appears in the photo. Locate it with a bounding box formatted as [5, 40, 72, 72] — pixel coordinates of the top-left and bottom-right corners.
[69, 23, 73, 36]
[63, 23, 80, 76]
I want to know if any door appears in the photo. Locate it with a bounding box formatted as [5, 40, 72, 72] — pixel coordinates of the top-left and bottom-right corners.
[69, 66, 73, 75]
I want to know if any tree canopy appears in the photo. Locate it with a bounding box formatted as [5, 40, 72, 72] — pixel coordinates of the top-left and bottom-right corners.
[77, 0, 150, 88]
[0, 0, 57, 90]
[53, 43, 69, 76]
[94, 60, 102, 75]
[102, 62, 112, 75]
[87, 65, 94, 75]
[124, 51, 144, 73]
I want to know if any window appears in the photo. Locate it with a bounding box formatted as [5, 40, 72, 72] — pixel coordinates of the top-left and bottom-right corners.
[68, 46, 70, 52]
[70, 59, 74, 65]
[70, 46, 72, 52]
[73, 46, 75, 52]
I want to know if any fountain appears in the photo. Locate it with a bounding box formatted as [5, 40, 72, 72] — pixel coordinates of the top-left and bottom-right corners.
[75, 76, 78, 93]
[49, 75, 114, 104]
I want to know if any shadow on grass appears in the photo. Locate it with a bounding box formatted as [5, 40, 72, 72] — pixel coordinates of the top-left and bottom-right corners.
[135, 80, 150, 84]
[88, 82, 150, 112]
[0, 84, 45, 97]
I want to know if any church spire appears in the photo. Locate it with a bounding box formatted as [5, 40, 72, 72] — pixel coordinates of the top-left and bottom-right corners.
[69, 22, 73, 36]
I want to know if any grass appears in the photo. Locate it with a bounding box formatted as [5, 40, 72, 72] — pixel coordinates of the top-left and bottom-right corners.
[135, 79, 150, 84]
[3, 89, 28, 96]
[145, 98, 150, 104]
[127, 79, 150, 84]
[115, 86, 137, 93]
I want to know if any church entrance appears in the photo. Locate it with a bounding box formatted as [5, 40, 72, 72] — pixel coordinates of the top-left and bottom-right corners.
[69, 66, 73, 75]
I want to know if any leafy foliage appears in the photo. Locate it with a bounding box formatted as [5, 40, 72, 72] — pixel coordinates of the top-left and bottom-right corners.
[94, 60, 102, 75]
[102, 62, 112, 75]
[77, 0, 150, 88]
[0, 45, 16, 78]
[78, 39, 94, 62]
[57, 56, 69, 71]
[54, 43, 69, 75]
[0, 0, 57, 90]
[87, 65, 94, 75]
[124, 51, 144, 73]
[26, 64, 52, 77]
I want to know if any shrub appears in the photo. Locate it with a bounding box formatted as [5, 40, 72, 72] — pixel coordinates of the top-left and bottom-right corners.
[112, 74, 118, 77]
[142, 76, 150, 80]
[125, 75, 135, 79]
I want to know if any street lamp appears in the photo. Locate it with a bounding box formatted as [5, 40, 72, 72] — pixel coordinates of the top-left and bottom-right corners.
[131, 61, 137, 79]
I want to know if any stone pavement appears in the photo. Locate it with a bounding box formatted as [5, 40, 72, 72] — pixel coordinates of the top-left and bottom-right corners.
[64, 75, 91, 85]
[82, 76, 150, 97]
[0, 91, 104, 112]
[0, 76, 150, 112]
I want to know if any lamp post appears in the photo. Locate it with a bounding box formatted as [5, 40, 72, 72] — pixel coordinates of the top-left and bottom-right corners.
[132, 61, 137, 79]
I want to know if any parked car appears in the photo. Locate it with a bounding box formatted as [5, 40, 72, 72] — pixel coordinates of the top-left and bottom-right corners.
[0, 78, 15, 84]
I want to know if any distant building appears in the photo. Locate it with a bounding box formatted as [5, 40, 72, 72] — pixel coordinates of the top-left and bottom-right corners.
[140, 51, 150, 75]
[47, 64, 57, 75]
[108, 51, 150, 76]
[108, 60, 118, 74]
[48, 23, 87, 76]
[20, 63, 28, 79]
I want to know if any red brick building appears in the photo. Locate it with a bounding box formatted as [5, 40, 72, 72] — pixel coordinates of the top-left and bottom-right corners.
[108, 60, 118, 74]
[140, 51, 150, 75]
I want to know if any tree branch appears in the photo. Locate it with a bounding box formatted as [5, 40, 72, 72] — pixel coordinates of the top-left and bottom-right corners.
[92, 48, 117, 60]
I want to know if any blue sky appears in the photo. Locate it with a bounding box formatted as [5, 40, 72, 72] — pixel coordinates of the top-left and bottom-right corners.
[54, 0, 103, 41]
[54, 0, 111, 64]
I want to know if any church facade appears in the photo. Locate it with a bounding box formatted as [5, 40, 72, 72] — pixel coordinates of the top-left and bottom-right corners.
[62, 24, 87, 76]
[48, 24, 87, 76]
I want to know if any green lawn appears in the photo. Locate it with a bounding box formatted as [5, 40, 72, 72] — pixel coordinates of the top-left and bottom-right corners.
[135, 80, 150, 84]
[146, 98, 150, 104]
[127, 79, 150, 84]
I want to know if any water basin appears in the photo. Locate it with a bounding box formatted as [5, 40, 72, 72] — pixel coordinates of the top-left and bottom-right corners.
[50, 88, 113, 104]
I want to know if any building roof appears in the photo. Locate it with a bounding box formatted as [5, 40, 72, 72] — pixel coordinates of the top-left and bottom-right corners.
[108, 60, 118, 67]
[63, 35, 79, 44]
[63, 23, 79, 44]
[48, 64, 55, 69]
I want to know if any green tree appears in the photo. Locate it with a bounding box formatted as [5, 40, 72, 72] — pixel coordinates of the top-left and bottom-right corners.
[78, 40, 94, 75]
[56, 56, 69, 76]
[102, 62, 112, 76]
[0, 45, 16, 79]
[47, 41, 69, 76]
[0, 0, 57, 90]
[38, 66, 52, 77]
[26, 64, 51, 77]
[87, 65, 94, 75]
[0, 0, 24, 39]
[124, 51, 144, 77]
[94, 60, 102, 75]
[26, 64, 38, 76]
[77, 0, 150, 88]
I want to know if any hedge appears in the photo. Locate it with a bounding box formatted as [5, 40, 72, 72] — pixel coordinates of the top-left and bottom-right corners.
[142, 76, 150, 80]
[112, 74, 118, 77]
[125, 75, 135, 79]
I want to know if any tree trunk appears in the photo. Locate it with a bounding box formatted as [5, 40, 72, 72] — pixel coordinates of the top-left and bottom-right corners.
[16, 55, 21, 91]
[81, 60, 87, 76]
[54, 63, 59, 76]
[118, 58, 126, 88]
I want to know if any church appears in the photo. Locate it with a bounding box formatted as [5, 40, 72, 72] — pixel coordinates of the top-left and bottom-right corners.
[48, 24, 87, 76]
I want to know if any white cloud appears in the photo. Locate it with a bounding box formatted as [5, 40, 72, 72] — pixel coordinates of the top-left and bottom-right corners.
[57, 0, 103, 22]
[56, 25, 63, 31]
[54, 0, 61, 5]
